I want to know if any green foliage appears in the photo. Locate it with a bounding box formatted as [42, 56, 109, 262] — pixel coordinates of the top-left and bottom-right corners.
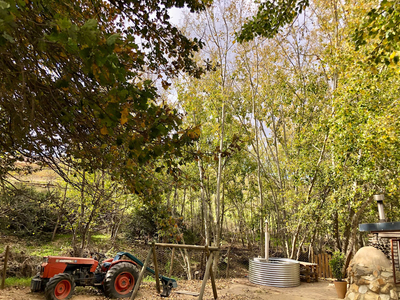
[0, 0, 205, 193]
[125, 203, 186, 242]
[329, 251, 345, 281]
[353, 0, 400, 66]
[1, 0, 400, 269]
[181, 228, 202, 245]
[237, 0, 309, 42]
[0, 186, 60, 239]
[126, 205, 161, 241]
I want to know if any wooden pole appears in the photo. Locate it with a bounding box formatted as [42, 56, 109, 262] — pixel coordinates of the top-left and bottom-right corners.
[155, 243, 219, 251]
[205, 246, 218, 300]
[152, 242, 161, 294]
[225, 246, 231, 278]
[198, 252, 214, 300]
[130, 248, 153, 300]
[168, 247, 175, 278]
[1, 245, 9, 290]
[209, 263, 218, 299]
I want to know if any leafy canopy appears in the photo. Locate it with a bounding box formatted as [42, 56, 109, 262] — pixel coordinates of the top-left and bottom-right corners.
[237, 0, 309, 42]
[0, 0, 207, 191]
[353, 0, 400, 66]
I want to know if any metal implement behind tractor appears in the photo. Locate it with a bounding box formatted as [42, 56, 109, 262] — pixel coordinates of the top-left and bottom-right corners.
[31, 252, 177, 300]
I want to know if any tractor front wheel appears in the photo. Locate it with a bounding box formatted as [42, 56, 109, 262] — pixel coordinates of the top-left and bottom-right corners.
[44, 273, 75, 300]
[104, 262, 139, 298]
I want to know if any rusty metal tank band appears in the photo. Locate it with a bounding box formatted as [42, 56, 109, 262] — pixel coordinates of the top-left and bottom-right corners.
[249, 258, 300, 287]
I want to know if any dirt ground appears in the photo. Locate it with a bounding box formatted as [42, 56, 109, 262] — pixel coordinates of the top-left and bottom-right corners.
[0, 278, 339, 300]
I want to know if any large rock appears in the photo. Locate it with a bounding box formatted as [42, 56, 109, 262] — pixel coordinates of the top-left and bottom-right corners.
[351, 247, 391, 270]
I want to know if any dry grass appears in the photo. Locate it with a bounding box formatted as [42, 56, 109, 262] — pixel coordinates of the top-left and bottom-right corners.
[8, 162, 59, 186]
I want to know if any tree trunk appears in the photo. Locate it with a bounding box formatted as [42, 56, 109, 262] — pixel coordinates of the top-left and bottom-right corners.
[213, 96, 226, 275]
[197, 142, 210, 246]
[52, 176, 69, 241]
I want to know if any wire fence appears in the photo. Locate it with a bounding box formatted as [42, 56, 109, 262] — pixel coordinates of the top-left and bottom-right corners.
[123, 244, 252, 280]
[125, 244, 313, 280]
[1, 242, 317, 280]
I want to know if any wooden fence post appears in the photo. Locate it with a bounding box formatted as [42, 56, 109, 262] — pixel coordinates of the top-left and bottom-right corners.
[1, 245, 10, 290]
[130, 248, 153, 300]
[325, 253, 329, 278]
[205, 246, 217, 300]
[314, 255, 318, 278]
[320, 254, 323, 278]
[168, 247, 175, 278]
[198, 252, 214, 300]
[152, 242, 160, 294]
[226, 246, 231, 278]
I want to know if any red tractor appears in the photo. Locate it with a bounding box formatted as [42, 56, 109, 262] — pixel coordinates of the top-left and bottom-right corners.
[30, 252, 177, 300]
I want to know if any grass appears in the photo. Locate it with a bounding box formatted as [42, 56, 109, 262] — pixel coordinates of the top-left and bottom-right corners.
[4, 277, 31, 287]
[2, 232, 114, 259]
[90, 233, 111, 246]
[143, 275, 156, 282]
[18, 233, 116, 257]
[27, 242, 67, 256]
[26, 234, 72, 257]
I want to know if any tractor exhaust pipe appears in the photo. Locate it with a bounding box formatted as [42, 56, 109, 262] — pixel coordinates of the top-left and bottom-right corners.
[374, 194, 386, 223]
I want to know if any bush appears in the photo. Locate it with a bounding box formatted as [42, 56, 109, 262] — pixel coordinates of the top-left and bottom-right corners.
[329, 251, 345, 281]
[0, 186, 61, 239]
[125, 205, 161, 242]
[125, 204, 190, 243]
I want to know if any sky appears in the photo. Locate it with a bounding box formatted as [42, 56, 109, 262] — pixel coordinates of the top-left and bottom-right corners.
[169, 7, 187, 26]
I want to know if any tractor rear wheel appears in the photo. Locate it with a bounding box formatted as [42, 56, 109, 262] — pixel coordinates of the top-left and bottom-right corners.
[44, 273, 75, 300]
[104, 262, 139, 298]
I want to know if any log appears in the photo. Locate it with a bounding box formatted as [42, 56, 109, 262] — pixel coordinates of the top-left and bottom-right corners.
[176, 290, 200, 296]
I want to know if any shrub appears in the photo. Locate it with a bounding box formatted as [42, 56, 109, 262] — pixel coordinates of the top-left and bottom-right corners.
[125, 204, 190, 243]
[329, 251, 345, 281]
[0, 186, 60, 239]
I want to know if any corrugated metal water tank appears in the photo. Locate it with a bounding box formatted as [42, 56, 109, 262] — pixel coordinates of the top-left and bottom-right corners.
[249, 258, 300, 287]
